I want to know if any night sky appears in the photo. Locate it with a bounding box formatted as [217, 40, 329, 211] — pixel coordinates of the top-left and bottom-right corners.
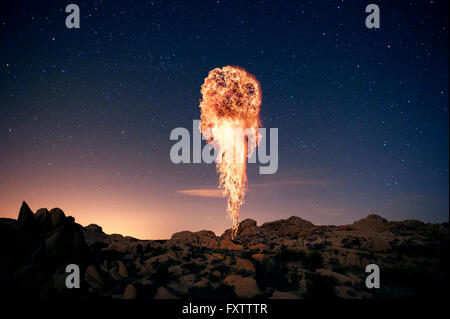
[0, 0, 448, 239]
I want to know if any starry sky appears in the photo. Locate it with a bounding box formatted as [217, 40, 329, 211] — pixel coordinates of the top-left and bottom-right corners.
[0, 0, 448, 239]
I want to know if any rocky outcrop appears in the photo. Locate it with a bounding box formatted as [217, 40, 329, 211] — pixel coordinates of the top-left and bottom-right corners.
[0, 202, 89, 298]
[83, 224, 108, 245]
[351, 214, 388, 232]
[261, 216, 314, 235]
[1, 203, 448, 300]
[35, 208, 52, 233]
[168, 230, 218, 249]
[50, 208, 66, 229]
[17, 201, 35, 229]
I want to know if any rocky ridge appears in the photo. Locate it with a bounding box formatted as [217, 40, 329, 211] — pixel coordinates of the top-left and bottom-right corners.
[0, 202, 448, 299]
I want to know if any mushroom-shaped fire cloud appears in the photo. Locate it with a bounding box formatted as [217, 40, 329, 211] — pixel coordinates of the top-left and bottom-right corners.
[199, 66, 262, 239]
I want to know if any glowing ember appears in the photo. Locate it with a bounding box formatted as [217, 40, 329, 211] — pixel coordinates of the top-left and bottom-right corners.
[199, 66, 262, 239]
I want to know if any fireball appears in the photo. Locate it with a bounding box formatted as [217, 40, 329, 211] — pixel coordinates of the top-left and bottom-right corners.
[199, 66, 262, 239]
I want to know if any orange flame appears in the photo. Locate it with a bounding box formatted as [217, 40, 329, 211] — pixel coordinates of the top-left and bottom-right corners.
[200, 66, 262, 239]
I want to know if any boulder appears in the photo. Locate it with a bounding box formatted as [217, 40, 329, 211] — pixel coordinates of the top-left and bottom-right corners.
[85, 265, 104, 288]
[107, 239, 133, 253]
[352, 214, 388, 232]
[240, 218, 257, 229]
[44, 221, 87, 265]
[221, 219, 260, 238]
[261, 216, 314, 236]
[169, 230, 218, 248]
[83, 224, 108, 245]
[86, 224, 103, 232]
[223, 274, 262, 298]
[170, 231, 197, 244]
[17, 201, 35, 231]
[123, 284, 137, 299]
[35, 208, 52, 234]
[196, 230, 218, 248]
[237, 219, 256, 233]
[49, 208, 65, 229]
[154, 287, 177, 299]
[117, 260, 128, 277]
[234, 258, 255, 272]
[371, 235, 391, 252]
[251, 253, 265, 263]
[219, 238, 243, 251]
[108, 265, 121, 281]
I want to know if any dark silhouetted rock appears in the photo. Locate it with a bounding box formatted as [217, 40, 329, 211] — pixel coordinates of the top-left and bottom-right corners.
[85, 265, 104, 288]
[45, 220, 88, 265]
[116, 260, 128, 277]
[0, 218, 39, 274]
[0, 203, 90, 298]
[17, 201, 35, 231]
[86, 224, 103, 232]
[49, 208, 65, 229]
[35, 208, 52, 234]
[83, 224, 108, 246]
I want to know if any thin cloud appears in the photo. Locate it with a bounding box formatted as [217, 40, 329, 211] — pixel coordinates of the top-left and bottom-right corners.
[176, 179, 331, 198]
[176, 188, 223, 198]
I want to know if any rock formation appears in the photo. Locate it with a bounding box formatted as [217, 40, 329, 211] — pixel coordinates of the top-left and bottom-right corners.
[0, 202, 448, 300]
